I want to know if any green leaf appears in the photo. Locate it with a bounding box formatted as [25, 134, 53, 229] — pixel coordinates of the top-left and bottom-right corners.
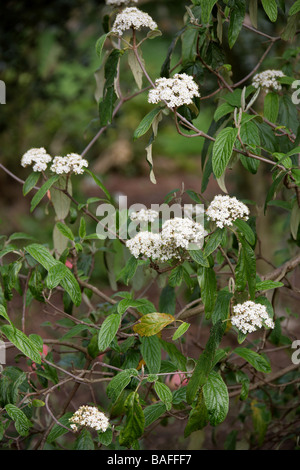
[212, 289, 232, 324]
[117, 256, 139, 286]
[1, 325, 41, 364]
[133, 107, 163, 141]
[236, 236, 256, 299]
[26, 243, 57, 271]
[56, 222, 74, 241]
[234, 347, 271, 373]
[184, 389, 209, 438]
[8, 232, 35, 242]
[95, 33, 109, 59]
[159, 339, 187, 372]
[119, 392, 145, 448]
[79, 217, 86, 239]
[26, 244, 81, 305]
[159, 285, 176, 315]
[46, 263, 69, 289]
[200, 0, 218, 24]
[186, 321, 225, 404]
[168, 265, 184, 287]
[140, 336, 161, 374]
[154, 382, 173, 410]
[128, 49, 144, 90]
[261, 0, 278, 22]
[98, 427, 113, 446]
[0, 304, 12, 325]
[98, 313, 121, 352]
[212, 127, 238, 178]
[47, 412, 73, 442]
[144, 403, 166, 428]
[75, 428, 94, 450]
[172, 322, 190, 341]
[233, 220, 256, 246]
[198, 267, 217, 319]
[188, 249, 209, 267]
[228, 1, 246, 48]
[203, 371, 229, 426]
[255, 280, 284, 291]
[107, 369, 139, 403]
[249, 0, 258, 28]
[203, 228, 225, 257]
[30, 175, 59, 212]
[50, 175, 72, 220]
[289, 0, 300, 15]
[264, 92, 279, 123]
[85, 169, 113, 203]
[5, 404, 33, 437]
[133, 312, 175, 337]
[23, 172, 40, 196]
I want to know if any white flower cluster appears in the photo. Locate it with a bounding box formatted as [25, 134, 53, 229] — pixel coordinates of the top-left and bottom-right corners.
[106, 0, 138, 5]
[126, 217, 207, 262]
[111, 7, 157, 36]
[130, 208, 159, 223]
[206, 195, 249, 229]
[21, 148, 52, 172]
[69, 405, 110, 433]
[148, 73, 200, 109]
[50, 153, 88, 175]
[126, 230, 179, 261]
[231, 301, 275, 334]
[252, 70, 285, 93]
[161, 217, 207, 250]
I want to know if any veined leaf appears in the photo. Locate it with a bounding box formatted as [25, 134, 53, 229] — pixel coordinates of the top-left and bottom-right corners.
[119, 392, 145, 448]
[1, 325, 41, 364]
[234, 347, 271, 373]
[133, 312, 175, 337]
[203, 371, 229, 426]
[212, 127, 238, 178]
[98, 313, 121, 352]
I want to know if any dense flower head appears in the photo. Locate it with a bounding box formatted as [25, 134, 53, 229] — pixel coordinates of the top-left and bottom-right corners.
[106, 0, 138, 5]
[21, 147, 52, 172]
[69, 405, 109, 432]
[206, 195, 249, 228]
[126, 216, 207, 262]
[252, 70, 285, 93]
[231, 301, 275, 334]
[161, 217, 207, 250]
[50, 153, 88, 175]
[130, 208, 159, 223]
[148, 73, 200, 109]
[111, 7, 157, 36]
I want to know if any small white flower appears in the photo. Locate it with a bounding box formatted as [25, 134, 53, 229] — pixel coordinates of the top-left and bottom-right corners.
[106, 0, 138, 5]
[111, 7, 157, 36]
[130, 208, 159, 223]
[21, 148, 52, 172]
[231, 301, 275, 335]
[148, 73, 200, 109]
[252, 70, 285, 93]
[206, 195, 249, 229]
[50, 153, 88, 175]
[69, 405, 110, 433]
